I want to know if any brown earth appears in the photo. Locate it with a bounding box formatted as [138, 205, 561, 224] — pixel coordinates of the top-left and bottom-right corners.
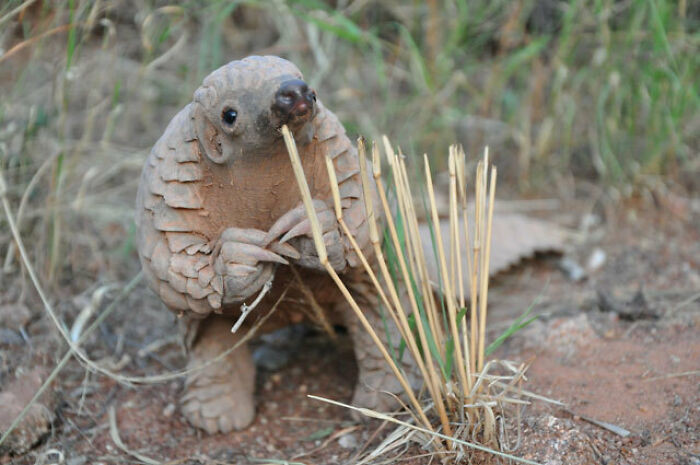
[1, 199, 698, 465]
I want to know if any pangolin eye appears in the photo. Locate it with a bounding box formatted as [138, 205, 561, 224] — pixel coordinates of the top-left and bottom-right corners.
[222, 108, 237, 125]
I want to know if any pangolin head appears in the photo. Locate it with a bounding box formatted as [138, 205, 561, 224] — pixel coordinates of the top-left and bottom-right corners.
[193, 56, 317, 158]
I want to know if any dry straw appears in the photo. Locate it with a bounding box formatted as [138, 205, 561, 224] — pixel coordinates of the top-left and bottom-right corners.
[282, 125, 544, 464]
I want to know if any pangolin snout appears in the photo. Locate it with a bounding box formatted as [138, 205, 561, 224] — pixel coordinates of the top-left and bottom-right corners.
[273, 79, 316, 119]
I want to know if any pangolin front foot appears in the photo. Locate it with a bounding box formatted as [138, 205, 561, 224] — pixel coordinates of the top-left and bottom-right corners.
[181, 316, 256, 434]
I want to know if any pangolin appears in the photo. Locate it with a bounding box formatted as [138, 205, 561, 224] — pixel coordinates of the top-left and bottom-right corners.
[136, 55, 566, 434]
[136, 56, 411, 434]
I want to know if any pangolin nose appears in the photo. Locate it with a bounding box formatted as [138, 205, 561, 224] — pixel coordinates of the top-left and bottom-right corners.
[274, 79, 315, 115]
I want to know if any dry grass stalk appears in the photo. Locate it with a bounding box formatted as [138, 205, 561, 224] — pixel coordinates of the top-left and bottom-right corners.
[280, 126, 438, 440]
[282, 125, 540, 463]
[366, 140, 454, 438]
[289, 264, 336, 339]
[309, 395, 540, 465]
[108, 405, 160, 465]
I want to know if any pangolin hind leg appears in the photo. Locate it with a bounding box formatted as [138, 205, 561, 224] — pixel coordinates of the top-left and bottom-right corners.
[337, 286, 422, 413]
[180, 315, 256, 433]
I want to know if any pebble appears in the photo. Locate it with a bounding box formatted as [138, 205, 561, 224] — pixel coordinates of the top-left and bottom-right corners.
[253, 325, 307, 370]
[0, 328, 24, 346]
[0, 302, 32, 330]
[253, 345, 291, 371]
[559, 257, 586, 282]
[67, 456, 87, 465]
[586, 248, 606, 272]
[0, 369, 55, 455]
[338, 433, 358, 449]
[162, 403, 176, 417]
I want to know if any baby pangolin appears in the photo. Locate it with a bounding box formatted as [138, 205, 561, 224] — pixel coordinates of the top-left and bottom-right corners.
[136, 56, 415, 433]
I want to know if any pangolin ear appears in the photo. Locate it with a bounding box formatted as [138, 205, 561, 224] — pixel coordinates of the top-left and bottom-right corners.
[193, 104, 233, 164]
[193, 84, 234, 164]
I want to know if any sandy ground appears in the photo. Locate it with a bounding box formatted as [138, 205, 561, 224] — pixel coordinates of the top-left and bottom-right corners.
[1, 200, 698, 465]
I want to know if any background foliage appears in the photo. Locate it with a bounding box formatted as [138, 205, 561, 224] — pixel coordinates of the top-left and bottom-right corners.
[0, 0, 698, 288]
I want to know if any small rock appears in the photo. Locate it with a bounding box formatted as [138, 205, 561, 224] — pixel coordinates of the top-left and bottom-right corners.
[338, 433, 358, 449]
[0, 328, 24, 346]
[252, 345, 291, 371]
[517, 314, 597, 359]
[162, 403, 175, 417]
[211, 448, 238, 461]
[558, 257, 586, 282]
[0, 368, 56, 454]
[597, 287, 660, 320]
[259, 324, 307, 345]
[639, 429, 652, 446]
[66, 456, 87, 465]
[0, 302, 32, 330]
[579, 213, 601, 232]
[519, 414, 597, 465]
[253, 325, 307, 370]
[585, 248, 606, 272]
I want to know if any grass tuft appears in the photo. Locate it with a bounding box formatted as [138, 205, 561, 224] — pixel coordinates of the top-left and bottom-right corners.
[283, 125, 553, 463]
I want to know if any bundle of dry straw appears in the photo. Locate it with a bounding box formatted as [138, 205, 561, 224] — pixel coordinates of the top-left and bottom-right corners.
[282, 125, 542, 464]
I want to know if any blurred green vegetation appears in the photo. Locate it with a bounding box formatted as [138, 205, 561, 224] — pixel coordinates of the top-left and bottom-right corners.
[0, 0, 698, 285]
